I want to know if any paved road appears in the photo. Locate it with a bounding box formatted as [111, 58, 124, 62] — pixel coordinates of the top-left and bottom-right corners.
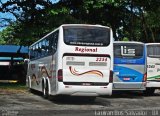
[0, 89, 160, 116]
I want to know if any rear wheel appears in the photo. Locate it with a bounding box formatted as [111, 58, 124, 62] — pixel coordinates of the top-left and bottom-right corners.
[27, 77, 32, 92]
[42, 81, 49, 99]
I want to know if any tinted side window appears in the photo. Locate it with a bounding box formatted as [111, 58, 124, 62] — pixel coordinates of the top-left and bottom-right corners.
[30, 30, 59, 60]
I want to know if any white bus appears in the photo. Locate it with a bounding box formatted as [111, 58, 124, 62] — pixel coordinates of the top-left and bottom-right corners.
[145, 43, 160, 95]
[26, 24, 113, 99]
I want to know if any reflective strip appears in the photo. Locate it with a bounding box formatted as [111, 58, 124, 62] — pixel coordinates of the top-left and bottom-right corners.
[89, 62, 107, 66]
[66, 61, 85, 66]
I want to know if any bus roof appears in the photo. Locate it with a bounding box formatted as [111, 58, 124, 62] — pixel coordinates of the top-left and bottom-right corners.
[145, 43, 160, 45]
[29, 24, 112, 47]
[60, 24, 111, 28]
[114, 41, 144, 45]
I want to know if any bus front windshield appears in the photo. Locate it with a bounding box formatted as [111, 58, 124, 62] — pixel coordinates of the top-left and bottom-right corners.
[147, 45, 160, 58]
[114, 43, 144, 59]
[63, 26, 110, 46]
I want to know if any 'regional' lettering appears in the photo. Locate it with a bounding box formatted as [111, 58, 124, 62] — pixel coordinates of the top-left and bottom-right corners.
[75, 47, 98, 53]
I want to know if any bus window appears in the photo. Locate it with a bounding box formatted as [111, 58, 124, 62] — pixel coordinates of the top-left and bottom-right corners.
[63, 26, 110, 46]
[147, 45, 160, 58]
[114, 43, 143, 59]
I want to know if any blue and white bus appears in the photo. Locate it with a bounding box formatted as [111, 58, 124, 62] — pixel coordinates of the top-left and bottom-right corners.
[113, 41, 147, 90]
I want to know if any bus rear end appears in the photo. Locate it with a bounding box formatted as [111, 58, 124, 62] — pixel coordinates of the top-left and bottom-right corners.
[56, 24, 113, 96]
[113, 42, 146, 91]
[145, 43, 160, 95]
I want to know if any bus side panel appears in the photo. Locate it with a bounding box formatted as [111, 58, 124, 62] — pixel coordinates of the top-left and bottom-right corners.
[50, 53, 59, 95]
[27, 56, 53, 92]
[27, 60, 40, 90]
[146, 57, 160, 88]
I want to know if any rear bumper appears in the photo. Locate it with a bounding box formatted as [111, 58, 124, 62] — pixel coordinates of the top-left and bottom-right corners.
[113, 82, 146, 90]
[146, 81, 160, 88]
[54, 82, 112, 96]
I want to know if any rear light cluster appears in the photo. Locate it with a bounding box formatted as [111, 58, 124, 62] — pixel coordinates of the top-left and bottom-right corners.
[143, 73, 147, 82]
[109, 70, 113, 83]
[58, 69, 63, 82]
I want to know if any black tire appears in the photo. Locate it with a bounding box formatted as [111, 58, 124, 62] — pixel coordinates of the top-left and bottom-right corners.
[42, 81, 46, 98]
[45, 80, 49, 98]
[42, 80, 49, 99]
[27, 77, 32, 92]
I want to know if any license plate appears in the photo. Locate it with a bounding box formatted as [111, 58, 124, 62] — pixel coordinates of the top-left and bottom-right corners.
[123, 77, 130, 81]
[82, 83, 91, 86]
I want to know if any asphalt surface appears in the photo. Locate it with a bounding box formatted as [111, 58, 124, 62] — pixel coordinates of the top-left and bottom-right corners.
[0, 89, 160, 116]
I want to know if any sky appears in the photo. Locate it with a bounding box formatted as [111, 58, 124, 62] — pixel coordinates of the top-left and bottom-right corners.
[0, 0, 11, 31]
[0, 0, 59, 31]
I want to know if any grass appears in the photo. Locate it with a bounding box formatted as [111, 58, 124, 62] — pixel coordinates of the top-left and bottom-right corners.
[0, 83, 28, 94]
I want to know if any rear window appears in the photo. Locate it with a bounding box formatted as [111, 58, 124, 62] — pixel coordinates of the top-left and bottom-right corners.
[63, 26, 110, 46]
[147, 45, 160, 58]
[114, 43, 144, 59]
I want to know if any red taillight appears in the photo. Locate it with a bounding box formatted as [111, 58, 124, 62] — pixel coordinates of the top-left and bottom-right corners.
[109, 70, 113, 83]
[58, 69, 63, 82]
[143, 73, 147, 82]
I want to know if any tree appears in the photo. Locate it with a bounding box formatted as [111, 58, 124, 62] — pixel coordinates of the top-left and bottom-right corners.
[0, 0, 82, 45]
[133, 0, 160, 42]
[0, 0, 160, 44]
[0, 32, 6, 45]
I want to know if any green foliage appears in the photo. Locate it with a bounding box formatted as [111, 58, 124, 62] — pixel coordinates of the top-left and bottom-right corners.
[122, 37, 129, 41]
[0, 32, 6, 44]
[0, 83, 26, 90]
[0, 0, 160, 45]
[0, 24, 20, 45]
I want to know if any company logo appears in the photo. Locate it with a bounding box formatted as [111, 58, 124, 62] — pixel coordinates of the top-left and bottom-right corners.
[121, 46, 135, 56]
[75, 47, 97, 53]
[69, 66, 103, 77]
